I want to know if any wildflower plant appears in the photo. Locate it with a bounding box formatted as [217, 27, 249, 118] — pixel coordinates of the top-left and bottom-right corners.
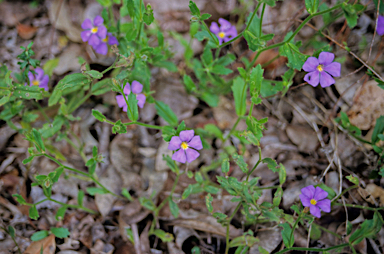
[1, 0, 384, 253]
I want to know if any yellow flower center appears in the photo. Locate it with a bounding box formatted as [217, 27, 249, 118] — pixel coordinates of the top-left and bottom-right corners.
[310, 199, 317, 205]
[102, 36, 108, 42]
[218, 32, 226, 38]
[32, 80, 40, 86]
[91, 27, 98, 33]
[316, 65, 324, 72]
[181, 142, 189, 150]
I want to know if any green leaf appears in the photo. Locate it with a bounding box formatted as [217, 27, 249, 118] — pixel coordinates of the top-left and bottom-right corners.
[211, 65, 233, 75]
[261, 0, 277, 7]
[50, 227, 70, 238]
[29, 205, 39, 220]
[273, 186, 283, 206]
[13, 194, 27, 205]
[372, 116, 384, 144]
[231, 77, 247, 117]
[23, 156, 35, 164]
[342, 3, 358, 28]
[206, 193, 213, 213]
[232, 153, 248, 174]
[221, 159, 230, 174]
[32, 129, 45, 152]
[169, 198, 179, 218]
[163, 155, 179, 174]
[55, 73, 91, 91]
[48, 88, 62, 106]
[200, 13, 211, 20]
[204, 124, 223, 140]
[153, 229, 174, 242]
[127, 93, 139, 122]
[350, 212, 383, 245]
[155, 100, 178, 126]
[182, 184, 194, 199]
[280, 222, 294, 248]
[112, 120, 127, 134]
[43, 58, 59, 76]
[143, 5, 154, 25]
[346, 175, 359, 186]
[8, 225, 15, 238]
[77, 190, 84, 206]
[201, 47, 213, 66]
[183, 74, 196, 93]
[250, 64, 264, 97]
[122, 189, 133, 201]
[279, 43, 307, 70]
[86, 187, 108, 196]
[262, 158, 278, 172]
[85, 70, 103, 79]
[229, 235, 259, 247]
[31, 230, 49, 241]
[10, 84, 44, 100]
[139, 197, 156, 211]
[279, 163, 286, 185]
[305, 0, 319, 14]
[188, 1, 200, 16]
[125, 0, 136, 19]
[92, 109, 107, 122]
[55, 206, 67, 221]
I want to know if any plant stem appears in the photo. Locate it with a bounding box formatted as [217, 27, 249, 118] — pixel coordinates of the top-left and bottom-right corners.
[259, 3, 266, 36]
[289, 212, 303, 247]
[124, 121, 163, 130]
[223, 117, 241, 143]
[246, 147, 262, 181]
[47, 197, 98, 214]
[274, 243, 350, 254]
[333, 203, 384, 211]
[225, 202, 242, 254]
[42, 154, 89, 176]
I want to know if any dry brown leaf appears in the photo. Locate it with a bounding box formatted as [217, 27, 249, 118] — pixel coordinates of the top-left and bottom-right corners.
[286, 125, 318, 152]
[169, 216, 242, 238]
[17, 24, 38, 40]
[365, 183, 384, 205]
[347, 80, 384, 130]
[250, 227, 282, 254]
[24, 234, 56, 254]
[251, 49, 286, 70]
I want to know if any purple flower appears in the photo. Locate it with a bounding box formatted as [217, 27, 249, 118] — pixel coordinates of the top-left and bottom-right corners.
[377, 15, 384, 36]
[300, 185, 331, 218]
[168, 130, 203, 163]
[81, 16, 107, 47]
[94, 33, 119, 55]
[303, 52, 341, 88]
[116, 81, 146, 111]
[210, 18, 237, 45]
[25, 68, 49, 91]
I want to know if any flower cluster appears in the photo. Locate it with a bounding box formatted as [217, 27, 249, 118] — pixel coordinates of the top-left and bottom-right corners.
[303, 52, 341, 88]
[210, 18, 237, 45]
[116, 81, 146, 112]
[300, 185, 331, 218]
[168, 130, 203, 163]
[25, 68, 49, 91]
[81, 16, 118, 55]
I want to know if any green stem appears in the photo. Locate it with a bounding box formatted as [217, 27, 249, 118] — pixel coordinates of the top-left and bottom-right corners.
[313, 223, 342, 239]
[246, 147, 262, 181]
[245, 2, 261, 31]
[64, 136, 87, 163]
[202, 21, 220, 45]
[124, 121, 163, 130]
[68, 87, 93, 114]
[333, 203, 384, 211]
[331, 185, 357, 202]
[223, 117, 241, 143]
[259, 4, 266, 36]
[101, 56, 119, 74]
[289, 211, 304, 247]
[274, 243, 350, 254]
[225, 202, 242, 254]
[47, 197, 98, 214]
[90, 176, 122, 199]
[42, 154, 89, 176]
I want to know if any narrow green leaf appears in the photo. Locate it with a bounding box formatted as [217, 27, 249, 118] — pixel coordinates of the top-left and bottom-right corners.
[86, 187, 108, 196]
[50, 227, 70, 238]
[32, 129, 45, 152]
[206, 193, 213, 213]
[127, 93, 139, 122]
[155, 100, 178, 126]
[188, 1, 200, 16]
[231, 77, 247, 116]
[250, 64, 264, 96]
[29, 205, 39, 220]
[280, 222, 294, 248]
[31, 230, 49, 241]
[122, 189, 133, 201]
[169, 198, 179, 218]
[55, 206, 67, 221]
[85, 70, 103, 79]
[77, 190, 85, 206]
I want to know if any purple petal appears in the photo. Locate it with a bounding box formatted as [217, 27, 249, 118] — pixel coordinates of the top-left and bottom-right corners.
[318, 52, 335, 65]
[301, 185, 316, 199]
[34, 68, 44, 80]
[224, 26, 237, 39]
[108, 35, 119, 45]
[300, 194, 311, 207]
[187, 136, 203, 150]
[304, 71, 320, 87]
[97, 26, 107, 39]
[81, 19, 93, 30]
[377, 15, 384, 36]
[88, 34, 101, 46]
[39, 83, 49, 91]
[122, 105, 128, 112]
[303, 57, 319, 72]
[323, 62, 341, 77]
[218, 18, 232, 31]
[136, 94, 146, 108]
[93, 16, 104, 27]
[123, 83, 131, 94]
[179, 130, 194, 142]
[95, 42, 108, 55]
[40, 75, 49, 88]
[319, 71, 335, 88]
[81, 30, 92, 42]
[131, 81, 143, 94]
[310, 205, 321, 218]
[27, 72, 35, 82]
[210, 22, 220, 34]
[316, 199, 331, 213]
[218, 37, 223, 45]
[185, 149, 200, 163]
[168, 136, 182, 150]
[313, 187, 328, 201]
[172, 149, 186, 163]
[116, 95, 126, 108]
